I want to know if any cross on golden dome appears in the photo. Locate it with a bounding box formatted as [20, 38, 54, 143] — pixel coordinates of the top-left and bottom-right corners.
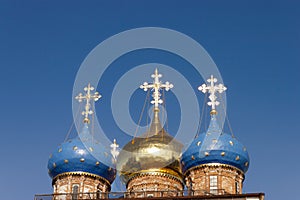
[140, 68, 173, 110]
[75, 83, 101, 123]
[198, 75, 227, 115]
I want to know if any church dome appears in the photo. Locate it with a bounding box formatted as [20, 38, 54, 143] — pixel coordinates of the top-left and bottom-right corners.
[181, 114, 250, 174]
[48, 124, 116, 184]
[117, 110, 183, 183]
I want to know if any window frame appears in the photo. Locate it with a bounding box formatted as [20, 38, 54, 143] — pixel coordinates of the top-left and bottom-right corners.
[209, 175, 218, 194]
[71, 184, 79, 200]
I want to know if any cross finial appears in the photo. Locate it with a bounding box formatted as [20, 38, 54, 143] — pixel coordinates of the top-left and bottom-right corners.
[198, 75, 227, 115]
[140, 68, 173, 110]
[75, 83, 101, 123]
[110, 139, 119, 163]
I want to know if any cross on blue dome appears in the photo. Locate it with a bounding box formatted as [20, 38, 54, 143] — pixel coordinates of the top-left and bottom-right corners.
[181, 75, 249, 174]
[48, 84, 117, 184]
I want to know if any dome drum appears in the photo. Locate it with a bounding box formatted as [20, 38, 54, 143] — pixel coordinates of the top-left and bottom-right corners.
[183, 163, 245, 195]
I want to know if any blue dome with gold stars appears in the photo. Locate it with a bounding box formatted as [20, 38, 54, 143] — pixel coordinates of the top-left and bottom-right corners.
[181, 114, 250, 174]
[48, 124, 116, 184]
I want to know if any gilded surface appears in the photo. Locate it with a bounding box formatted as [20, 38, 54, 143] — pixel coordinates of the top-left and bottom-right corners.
[117, 110, 183, 183]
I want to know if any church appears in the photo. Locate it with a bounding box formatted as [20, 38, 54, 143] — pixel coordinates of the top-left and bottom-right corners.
[35, 69, 265, 200]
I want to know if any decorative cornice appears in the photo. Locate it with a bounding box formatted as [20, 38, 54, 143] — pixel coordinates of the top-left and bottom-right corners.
[184, 163, 245, 177]
[127, 168, 184, 187]
[52, 171, 111, 187]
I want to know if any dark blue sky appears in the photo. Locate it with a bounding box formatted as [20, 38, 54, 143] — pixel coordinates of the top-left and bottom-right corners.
[0, 1, 299, 200]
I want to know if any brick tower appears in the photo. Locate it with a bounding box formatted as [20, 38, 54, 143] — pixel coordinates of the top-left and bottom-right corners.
[181, 75, 249, 195]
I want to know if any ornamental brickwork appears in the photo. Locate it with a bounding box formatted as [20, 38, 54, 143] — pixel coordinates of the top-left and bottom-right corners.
[184, 164, 244, 195]
[126, 172, 184, 198]
[52, 173, 110, 199]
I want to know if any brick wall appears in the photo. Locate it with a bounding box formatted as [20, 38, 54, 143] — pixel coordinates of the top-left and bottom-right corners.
[52, 173, 110, 199]
[184, 164, 244, 195]
[126, 172, 184, 198]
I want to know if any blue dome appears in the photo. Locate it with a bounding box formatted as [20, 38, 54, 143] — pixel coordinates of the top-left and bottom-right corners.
[48, 124, 116, 184]
[181, 115, 250, 174]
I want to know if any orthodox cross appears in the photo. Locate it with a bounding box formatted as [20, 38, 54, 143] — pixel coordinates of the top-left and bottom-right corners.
[110, 139, 119, 162]
[140, 68, 173, 110]
[198, 75, 227, 115]
[75, 83, 101, 123]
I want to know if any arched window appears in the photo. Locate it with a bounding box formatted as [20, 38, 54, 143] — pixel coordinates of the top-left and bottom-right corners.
[209, 176, 218, 194]
[72, 185, 79, 200]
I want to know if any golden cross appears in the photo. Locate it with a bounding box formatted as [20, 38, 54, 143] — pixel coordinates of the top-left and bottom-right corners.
[75, 83, 101, 123]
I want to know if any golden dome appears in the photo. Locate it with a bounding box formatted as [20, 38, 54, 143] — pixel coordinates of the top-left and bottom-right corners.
[117, 109, 183, 184]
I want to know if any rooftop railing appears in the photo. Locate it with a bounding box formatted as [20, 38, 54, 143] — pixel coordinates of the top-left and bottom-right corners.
[34, 189, 227, 200]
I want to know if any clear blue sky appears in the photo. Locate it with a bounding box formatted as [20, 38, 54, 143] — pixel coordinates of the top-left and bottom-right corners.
[0, 1, 299, 200]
